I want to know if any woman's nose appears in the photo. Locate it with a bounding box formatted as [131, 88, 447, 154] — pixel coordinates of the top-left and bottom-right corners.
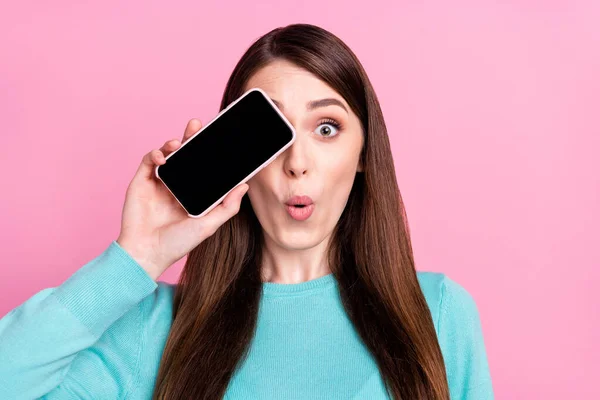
[283, 138, 309, 178]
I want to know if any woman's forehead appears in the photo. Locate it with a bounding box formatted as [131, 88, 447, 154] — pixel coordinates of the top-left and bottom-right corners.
[244, 61, 346, 108]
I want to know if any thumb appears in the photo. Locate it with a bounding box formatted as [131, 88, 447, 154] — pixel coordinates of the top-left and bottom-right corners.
[184, 184, 250, 236]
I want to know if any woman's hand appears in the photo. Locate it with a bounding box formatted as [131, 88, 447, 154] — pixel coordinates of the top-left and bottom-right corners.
[116, 119, 249, 280]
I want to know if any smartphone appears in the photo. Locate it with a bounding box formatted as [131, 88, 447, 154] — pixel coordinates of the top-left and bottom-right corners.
[155, 88, 296, 218]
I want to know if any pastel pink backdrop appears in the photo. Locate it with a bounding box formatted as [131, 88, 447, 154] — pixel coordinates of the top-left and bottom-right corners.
[1, 1, 598, 399]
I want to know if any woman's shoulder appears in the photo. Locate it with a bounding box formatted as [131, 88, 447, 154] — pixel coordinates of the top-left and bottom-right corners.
[416, 271, 481, 334]
[417, 271, 494, 398]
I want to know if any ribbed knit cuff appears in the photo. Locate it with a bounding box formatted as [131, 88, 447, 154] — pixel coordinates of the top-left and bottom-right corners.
[53, 240, 158, 337]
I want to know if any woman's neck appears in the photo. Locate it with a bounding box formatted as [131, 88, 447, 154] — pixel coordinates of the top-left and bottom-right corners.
[259, 232, 333, 284]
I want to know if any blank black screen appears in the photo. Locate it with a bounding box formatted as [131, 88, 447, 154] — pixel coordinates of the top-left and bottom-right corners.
[156, 89, 294, 216]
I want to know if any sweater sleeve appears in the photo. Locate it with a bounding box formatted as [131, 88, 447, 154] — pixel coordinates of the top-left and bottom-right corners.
[437, 275, 494, 400]
[0, 240, 158, 400]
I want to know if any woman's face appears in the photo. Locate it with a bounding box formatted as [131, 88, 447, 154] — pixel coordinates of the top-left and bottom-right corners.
[243, 59, 364, 251]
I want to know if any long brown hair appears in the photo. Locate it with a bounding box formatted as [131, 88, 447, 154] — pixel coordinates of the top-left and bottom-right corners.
[152, 23, 450, 400]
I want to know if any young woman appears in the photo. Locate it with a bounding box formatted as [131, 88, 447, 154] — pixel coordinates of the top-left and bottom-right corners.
[0, 24, 493, 399]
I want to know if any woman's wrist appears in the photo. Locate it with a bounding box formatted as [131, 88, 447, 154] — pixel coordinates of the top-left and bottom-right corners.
[116, 237, 164, 281]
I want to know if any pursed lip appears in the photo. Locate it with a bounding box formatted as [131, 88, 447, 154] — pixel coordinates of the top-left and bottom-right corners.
[284, 195, 314, 206]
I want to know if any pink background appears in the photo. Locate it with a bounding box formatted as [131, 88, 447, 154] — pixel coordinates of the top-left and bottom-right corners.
[1, 1, 598, 398]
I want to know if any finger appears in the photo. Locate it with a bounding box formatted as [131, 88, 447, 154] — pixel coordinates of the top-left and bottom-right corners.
[133, 149, 163, 180]
[146, 120, 203, 175]
[219, 183, 250, 210]
[132, 119, 202, 182]
[183, 183, 249, 236]
[202, 184, 249, 226]
[159, 139, 181, 158]
[183, 119, 203, 143]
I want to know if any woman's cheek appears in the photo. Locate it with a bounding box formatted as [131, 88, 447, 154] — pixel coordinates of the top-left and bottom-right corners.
[327, 150, 356, 182]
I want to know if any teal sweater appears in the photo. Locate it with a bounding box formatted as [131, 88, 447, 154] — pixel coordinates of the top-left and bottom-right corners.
[0, 240, 493, 399]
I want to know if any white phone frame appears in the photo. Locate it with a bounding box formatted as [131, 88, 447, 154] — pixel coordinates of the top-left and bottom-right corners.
[155, 87, 296, 218]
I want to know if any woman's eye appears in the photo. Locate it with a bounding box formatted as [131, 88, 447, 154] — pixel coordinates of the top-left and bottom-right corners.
[314, 120, 341, 138]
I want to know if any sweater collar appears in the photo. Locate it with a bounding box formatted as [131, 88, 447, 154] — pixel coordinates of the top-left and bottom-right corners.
[261, 273, 337, 298]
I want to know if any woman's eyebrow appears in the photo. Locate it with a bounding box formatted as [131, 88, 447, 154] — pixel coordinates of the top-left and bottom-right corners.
[270, 98, 348, 114]
[307, 98, 348, 114]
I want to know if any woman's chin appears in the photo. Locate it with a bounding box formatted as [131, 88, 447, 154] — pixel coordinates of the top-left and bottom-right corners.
[272, 229, 322, 250]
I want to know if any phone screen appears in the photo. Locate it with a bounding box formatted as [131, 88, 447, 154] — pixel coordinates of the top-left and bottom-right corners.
[156, 89, 295, 217]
